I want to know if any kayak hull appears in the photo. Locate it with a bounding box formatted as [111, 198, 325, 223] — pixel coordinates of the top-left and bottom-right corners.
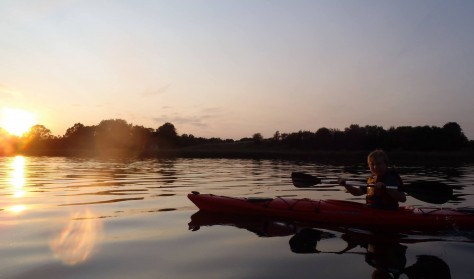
[187, 192, 474, 230]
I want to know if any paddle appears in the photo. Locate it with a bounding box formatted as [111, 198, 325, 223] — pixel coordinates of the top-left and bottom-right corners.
[291, 172, 453, 204]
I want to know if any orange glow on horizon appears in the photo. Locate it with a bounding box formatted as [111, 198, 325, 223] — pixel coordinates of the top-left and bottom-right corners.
[1, 108, 37, 136]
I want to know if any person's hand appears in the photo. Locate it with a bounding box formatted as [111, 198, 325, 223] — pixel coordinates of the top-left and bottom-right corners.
[374, 182, 386, 189]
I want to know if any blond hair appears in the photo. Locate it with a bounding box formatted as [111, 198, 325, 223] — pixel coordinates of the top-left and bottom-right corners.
[367, 149, 389, 165]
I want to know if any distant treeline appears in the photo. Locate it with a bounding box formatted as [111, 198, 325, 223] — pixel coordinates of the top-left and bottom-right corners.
[0, 119, 472, 156]
[264, 122, 471, 151]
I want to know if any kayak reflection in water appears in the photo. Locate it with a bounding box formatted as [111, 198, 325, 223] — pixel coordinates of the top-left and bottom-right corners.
[290, 228, 451, 279]
[189, 211, 452, 279]
[339, 150, 406, 210]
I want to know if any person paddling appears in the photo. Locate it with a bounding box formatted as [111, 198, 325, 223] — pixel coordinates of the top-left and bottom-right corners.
[339, 150, 406, 210]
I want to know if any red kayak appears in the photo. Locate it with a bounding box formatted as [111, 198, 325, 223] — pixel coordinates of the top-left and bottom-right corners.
[188, 192, 474, 230]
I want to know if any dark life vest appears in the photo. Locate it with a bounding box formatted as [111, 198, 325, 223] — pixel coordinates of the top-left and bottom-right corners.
[362, 170, 403, 210]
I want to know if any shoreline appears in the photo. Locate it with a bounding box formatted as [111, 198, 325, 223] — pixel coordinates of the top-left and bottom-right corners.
[10, 143, 474, 165]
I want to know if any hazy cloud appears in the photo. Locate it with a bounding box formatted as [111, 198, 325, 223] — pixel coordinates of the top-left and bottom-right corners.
[142, 84, 172, 97]
[152, 107, 223, 128]
[153, 115, 208, 128]
[0, 83, 15, 99]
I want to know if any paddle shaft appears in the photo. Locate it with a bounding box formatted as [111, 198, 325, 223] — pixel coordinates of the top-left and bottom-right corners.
[320, 179, 399, 190]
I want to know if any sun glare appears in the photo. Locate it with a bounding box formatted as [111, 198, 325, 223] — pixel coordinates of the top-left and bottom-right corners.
[1, 108, 37, 136]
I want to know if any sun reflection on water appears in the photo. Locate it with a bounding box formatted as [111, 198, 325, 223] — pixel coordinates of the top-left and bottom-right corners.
[11, 155, 26, 189]
[8, 204, 26, 213]
[8, 155, 27, 212]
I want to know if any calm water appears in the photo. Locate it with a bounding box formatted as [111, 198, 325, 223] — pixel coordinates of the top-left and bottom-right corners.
[0, 156, 473, 279]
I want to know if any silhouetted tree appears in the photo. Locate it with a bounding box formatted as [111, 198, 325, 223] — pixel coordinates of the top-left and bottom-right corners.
[95, 119, 133, 150]
[252, 133, 263, 144]
[179, 134, 197, 147]
[272, 131, 281, 142]
[344, 124, 366, 150]
[440, 122, 468, 150]
[365, 125, 387, 150]
[315, 127, 332, 149]
[27, 125, 53, 140]
[156, 122, 178, 148]
[63, 123, 96, 149]
[21, 125, 55, 152]
[131, 125, 154, 152]
[282, 130, 316, 148]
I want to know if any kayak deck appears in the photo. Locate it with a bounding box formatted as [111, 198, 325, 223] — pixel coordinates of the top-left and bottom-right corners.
[188, 192, 474, 230]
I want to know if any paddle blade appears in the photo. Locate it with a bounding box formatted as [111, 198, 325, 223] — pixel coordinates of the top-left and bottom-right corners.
[404, 181, 453, 204]
[291, 172, 321, 188]
[404, 255, 451, 279]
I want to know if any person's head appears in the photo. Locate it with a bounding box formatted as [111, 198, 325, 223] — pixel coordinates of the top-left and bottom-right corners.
[371, 269, 393, 279]
[367, 150, 389, 176]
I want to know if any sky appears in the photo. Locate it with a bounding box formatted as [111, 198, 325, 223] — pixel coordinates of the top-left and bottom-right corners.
[1, 0, 474, 140]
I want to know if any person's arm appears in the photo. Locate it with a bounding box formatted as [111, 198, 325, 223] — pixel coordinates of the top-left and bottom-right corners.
[339, 179, 365, 196]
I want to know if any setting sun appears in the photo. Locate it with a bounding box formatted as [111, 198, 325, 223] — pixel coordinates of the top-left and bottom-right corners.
[1, 108, 37, 136]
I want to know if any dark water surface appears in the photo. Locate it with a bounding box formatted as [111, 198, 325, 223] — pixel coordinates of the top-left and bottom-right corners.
[0, 156, 473, 278]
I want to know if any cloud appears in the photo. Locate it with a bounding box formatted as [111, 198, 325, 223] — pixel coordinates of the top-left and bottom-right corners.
[153, 115, 208, 128]
[142, 84, 172, 97]
[152, 107, 223, 128]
